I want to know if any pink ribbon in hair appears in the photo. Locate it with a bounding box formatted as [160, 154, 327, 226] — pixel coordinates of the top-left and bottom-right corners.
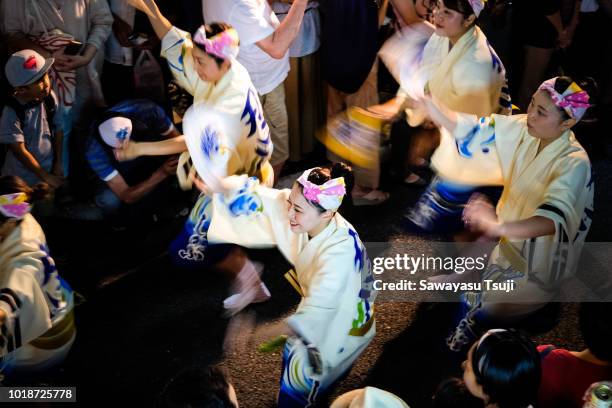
[538, 77, 590, 121]
[297, 169, 346, 211]
[0, 192, 32, 219]
[193, 27, 239, 60]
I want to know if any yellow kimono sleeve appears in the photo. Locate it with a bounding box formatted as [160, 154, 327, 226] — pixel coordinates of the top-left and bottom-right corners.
[160, 27, 201, 96]
[431, 113, 504, 186]
[533, 154, 593, 242]
[207, 176, 300, 264]
[0, 260, 52, 356]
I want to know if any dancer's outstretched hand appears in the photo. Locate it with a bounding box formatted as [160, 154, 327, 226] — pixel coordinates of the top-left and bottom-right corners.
[127, 0, 158, 17]
[463, 193, 502, 238]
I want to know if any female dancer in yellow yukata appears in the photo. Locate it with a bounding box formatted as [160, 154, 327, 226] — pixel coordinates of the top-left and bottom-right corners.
[204, 163, 376, 407]
[118, 0, 274, 310]
[370, 0, 511, 232]
[0, 176, 75, 378]
[414, 75, 595, 351]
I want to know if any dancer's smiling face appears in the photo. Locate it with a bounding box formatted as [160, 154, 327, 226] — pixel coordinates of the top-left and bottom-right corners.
[287, 185, 332, 235]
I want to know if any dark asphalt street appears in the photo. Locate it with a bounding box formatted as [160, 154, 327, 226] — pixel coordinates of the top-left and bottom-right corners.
[20, 136, 612, 407]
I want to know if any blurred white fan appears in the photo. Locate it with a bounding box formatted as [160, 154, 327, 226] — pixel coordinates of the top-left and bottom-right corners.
[182, 103, 240, 193]
[378, 21, 434, 100]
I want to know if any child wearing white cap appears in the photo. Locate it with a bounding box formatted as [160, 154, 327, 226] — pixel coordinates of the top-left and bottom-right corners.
[1, 50, 65, 189]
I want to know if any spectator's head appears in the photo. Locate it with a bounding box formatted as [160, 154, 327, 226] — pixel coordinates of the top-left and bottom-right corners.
[432, 377, 484, 408]
[432, 0, 481, 40]
[462, 329, 540, 408]
[191, 22, 239, 82]
[528, 76, 597, 140]
[98, 116, 133, 148]
[0, 175, 49, 233]
[5, 50, 53, 103]
[290, 163, 354, 235]
[580, 302, 612, 363]
[159, 366, 238, 408]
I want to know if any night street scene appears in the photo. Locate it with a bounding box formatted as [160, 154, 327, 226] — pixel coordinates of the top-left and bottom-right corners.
[0, 0, 611, 407]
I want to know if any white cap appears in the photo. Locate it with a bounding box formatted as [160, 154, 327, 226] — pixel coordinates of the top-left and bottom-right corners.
[331, 387, 410, 408]
[98, 117, 133, 147]
[5, 49, 54, 87]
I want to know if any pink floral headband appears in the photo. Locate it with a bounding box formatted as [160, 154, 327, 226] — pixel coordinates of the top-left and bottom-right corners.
[297, 169, 346, 211]
[538, 77, 590, 121]
[467, 0, 485, 17]
[193, 26, 239, 60]
[0, 192, 31, 219]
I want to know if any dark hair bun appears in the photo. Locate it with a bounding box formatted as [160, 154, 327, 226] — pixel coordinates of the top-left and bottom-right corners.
[554, 76, 598, 101]
[330, 162, 354, 196]
[0, 176, 49, 204]
[30, 182, 51, 202]
[577, 77, 598, 101]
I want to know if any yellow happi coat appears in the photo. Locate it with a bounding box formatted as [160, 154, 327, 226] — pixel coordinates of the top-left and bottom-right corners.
[400, 25, 510, 183]
[445, 113, 594, 316]
[161, 27, 274, 265]
[207, 176, 376, 379]
[160, 26, 273, 184]
[0, 214, 75, 373]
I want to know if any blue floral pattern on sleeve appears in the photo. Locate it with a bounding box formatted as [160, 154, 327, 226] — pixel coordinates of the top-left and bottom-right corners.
[455, 117, 496, 158]
[224, 177, 264, 217]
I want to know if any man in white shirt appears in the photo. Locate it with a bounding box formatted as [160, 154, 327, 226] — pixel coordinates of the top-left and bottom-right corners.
[202, 0, 309, 181]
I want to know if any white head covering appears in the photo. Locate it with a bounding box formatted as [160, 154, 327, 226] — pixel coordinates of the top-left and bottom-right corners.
[331, 387, 410, 408]
[98, 117, 133, 148]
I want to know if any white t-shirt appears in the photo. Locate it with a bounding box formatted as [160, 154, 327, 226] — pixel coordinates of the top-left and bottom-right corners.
[105, 0, 135, 66]
[581, 0, 599, 12]
[202, 0, 289, 95]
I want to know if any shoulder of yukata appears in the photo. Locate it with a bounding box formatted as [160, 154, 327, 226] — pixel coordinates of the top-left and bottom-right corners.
[241, 87, 266, 138]
[328, 223, 368, 275]
[165, 35, 190, 76]
[561, 150, 592, 183]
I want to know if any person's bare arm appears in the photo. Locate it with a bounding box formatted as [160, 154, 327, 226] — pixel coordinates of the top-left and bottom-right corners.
[114, 132, 186, 161]
[390, 0, 423, 25]
[54, 44, 98, 71]
[560, 0, 581, 48]
[545, 11, 564, 33]
[417, 95, 459, 132]
[495, 217, 556, 239]
[256, 0, 308, 59]
[8, 142, 64, 188]
[464, 195, 556, 239]
[105, 156, 177, 204]
[368, 97, 410, 121]
[127, 0, 172, 40]
[52, 130, 64, 176]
